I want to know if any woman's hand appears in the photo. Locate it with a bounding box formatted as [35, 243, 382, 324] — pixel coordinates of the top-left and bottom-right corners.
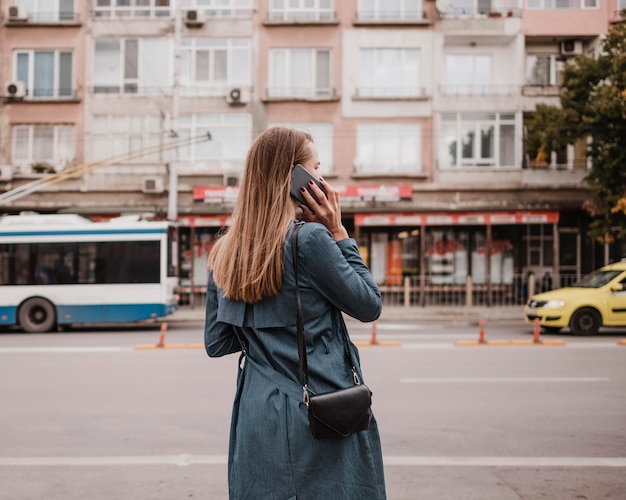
[298, 178, 349, 242]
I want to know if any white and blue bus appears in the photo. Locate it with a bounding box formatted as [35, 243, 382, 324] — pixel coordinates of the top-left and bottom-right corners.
[0, 213, 179, 333]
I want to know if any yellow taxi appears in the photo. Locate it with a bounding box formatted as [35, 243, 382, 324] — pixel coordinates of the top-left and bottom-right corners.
[524, 260, 626, 335]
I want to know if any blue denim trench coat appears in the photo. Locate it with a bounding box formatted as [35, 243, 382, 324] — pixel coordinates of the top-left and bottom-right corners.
[204, 222, 386, 500]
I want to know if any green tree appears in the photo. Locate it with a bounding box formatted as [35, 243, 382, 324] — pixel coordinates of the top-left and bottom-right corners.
[526, 23, 626, 243]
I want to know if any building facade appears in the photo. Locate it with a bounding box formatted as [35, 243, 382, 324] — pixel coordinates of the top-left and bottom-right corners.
[1, 0, 624, 305]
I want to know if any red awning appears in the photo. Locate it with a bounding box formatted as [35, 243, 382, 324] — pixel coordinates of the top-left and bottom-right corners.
[355, 211, 559, 226]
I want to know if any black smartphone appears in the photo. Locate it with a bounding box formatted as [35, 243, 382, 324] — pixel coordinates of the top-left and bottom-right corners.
[290, 163, 327, 210]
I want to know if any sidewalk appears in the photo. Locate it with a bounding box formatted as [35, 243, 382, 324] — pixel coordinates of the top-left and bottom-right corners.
[168, 304, 523, 325]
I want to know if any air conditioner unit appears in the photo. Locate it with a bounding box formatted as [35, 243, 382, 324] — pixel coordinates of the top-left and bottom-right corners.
[142, 177, 164, 194]
[560, 40, 583, 56]
[223, 173, 239, 187]
[5, 81, 26, 99]
[226, 87, 250, 105]
[184, 9, 205, 27]
[0, 166, 13, 181]
[5, 5, 28, 22]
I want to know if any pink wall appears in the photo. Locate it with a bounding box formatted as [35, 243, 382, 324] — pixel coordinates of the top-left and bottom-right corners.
[522, 5, 610, 36]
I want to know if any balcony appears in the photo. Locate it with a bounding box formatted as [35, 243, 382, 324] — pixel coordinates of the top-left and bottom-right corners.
[353, 9, 431, 26]
[263, 87, 340, 102]
[264, 9, 339, 25]
[4, 8, 81, 26]
[353, 87, 429, 101]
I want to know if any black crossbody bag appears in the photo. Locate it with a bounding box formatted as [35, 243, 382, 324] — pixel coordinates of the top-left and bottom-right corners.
[291, 223, 372, 439]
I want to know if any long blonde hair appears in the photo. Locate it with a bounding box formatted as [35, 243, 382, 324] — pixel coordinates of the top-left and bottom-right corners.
[208, 127, 313, 303]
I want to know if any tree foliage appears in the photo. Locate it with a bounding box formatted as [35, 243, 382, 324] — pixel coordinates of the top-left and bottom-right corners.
[527, 23, 626, 243]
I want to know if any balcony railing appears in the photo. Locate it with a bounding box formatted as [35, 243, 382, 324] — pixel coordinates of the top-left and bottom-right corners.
[437, 7, 522, 19]
[522, 85, 561, 97]
[440, 84, 520, 96]
[264, 87, 339, 101]
[266, 10, 336, 22]
[355, 10, 426, 21]
[354, 87, 428, 100]
[5, 10, 81, 23]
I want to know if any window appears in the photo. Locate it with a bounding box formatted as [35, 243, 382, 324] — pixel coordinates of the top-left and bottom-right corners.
[526, 55, 562, 86]
[88, 115, 164, 169]
[269, 123, 334, 175]
[93, 38, 171, 94]
[14, 50, 73, 98]
[269, 48, 332, 98]
[440, 113, 516, 168]
[357, 0, 422, 20]
[180, 38, 250, 95]
[356, 123, 421, 174]
[15, 0, 76, 21]
[12, 124, 75, 170]
[93, 0, 171, 18]
[358, 48, 420, 98]
[0, 241, 160, 286]
[269, 0, 333, 21]
[526, 0, 598, 8]
[444, 54, 491, 94]
[176, 113, 252, 174]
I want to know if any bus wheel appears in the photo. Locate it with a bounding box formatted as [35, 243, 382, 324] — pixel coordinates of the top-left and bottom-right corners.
[18, 298, 56, 333]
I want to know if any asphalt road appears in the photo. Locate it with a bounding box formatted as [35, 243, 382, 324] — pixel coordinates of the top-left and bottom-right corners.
[0, 320, 625, 500]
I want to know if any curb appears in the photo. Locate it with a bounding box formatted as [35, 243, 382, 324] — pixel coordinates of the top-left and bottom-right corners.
[354, 341, 402, 348]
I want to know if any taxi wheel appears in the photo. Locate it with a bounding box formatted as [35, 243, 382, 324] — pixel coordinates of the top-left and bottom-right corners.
[570, 308, 600, 336]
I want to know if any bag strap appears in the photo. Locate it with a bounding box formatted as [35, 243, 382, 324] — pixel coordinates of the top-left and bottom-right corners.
[290, 222, 360, 408]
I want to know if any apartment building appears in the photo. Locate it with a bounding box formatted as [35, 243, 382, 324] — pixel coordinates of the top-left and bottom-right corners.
[0, 0, 620, 303]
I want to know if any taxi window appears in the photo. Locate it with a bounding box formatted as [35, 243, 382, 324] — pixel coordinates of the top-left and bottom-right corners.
[572, 270, 623, 288]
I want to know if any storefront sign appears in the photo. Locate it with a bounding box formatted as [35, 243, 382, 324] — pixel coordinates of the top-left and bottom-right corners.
[193, 186, 240, 204]
[336, 185, 412, 202]
[355, 211, 559, 226]
[178, 215, 233, 227]
[192, 184, 412, 204]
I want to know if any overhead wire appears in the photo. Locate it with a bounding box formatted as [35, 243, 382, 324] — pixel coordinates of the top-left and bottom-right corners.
[0, 133, 211, 205]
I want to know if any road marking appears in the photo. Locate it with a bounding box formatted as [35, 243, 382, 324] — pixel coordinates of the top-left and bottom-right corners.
[1, 455, 625, 468]
[400, 377, 609, 383]
[0, 346, 132, 354]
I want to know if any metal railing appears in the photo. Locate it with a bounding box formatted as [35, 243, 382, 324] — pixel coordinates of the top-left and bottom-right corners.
[378, 272, 578, 308]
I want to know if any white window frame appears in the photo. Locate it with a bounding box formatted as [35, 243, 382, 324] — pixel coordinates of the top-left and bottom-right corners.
[14, 49, 73, 99]
[355, 123, 422, 174]
[12, 124, 76, 171]
[526, 0, 598, 9]
[268, 48, 332, 98]
[176, 113, 252, 175]
[444, 54, 491, 95]
[93, 0, 172, 19]
[268, 122, 334, 175]
[525, 54, 563, 86]
[180, 38, 251, 95]
[357, 0, 422, 20]
[268, 0, 334, 21]
[358, 48, 420, 98]
[93, 38, 171, 95]
[16, 0, 76, 21]
[440, 113, 517, 169]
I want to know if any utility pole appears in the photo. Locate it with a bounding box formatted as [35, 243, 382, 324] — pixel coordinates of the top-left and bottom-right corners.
[167, 3, 182, 221]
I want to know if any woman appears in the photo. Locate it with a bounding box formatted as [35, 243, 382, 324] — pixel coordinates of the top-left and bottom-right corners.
[204, 127, 386, 499]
